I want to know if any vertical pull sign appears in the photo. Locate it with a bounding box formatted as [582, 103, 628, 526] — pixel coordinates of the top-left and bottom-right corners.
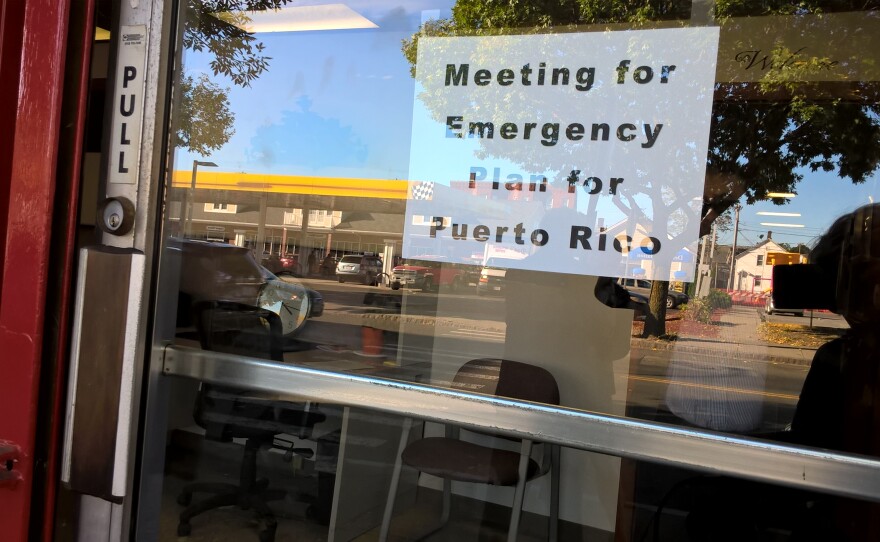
[108, 25, 148, 185]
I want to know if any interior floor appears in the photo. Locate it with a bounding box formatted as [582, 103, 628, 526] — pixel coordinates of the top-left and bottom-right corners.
[157, 433, 609, 542]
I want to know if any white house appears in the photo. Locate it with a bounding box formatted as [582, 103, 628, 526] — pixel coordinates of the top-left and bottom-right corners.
[731, 237, 788, 292]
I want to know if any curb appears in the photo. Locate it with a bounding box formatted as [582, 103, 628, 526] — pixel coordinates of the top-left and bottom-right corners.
[630, 337, 813, 366]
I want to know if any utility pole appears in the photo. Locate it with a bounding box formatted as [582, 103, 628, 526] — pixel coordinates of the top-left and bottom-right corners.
[184, 159, 218, 237]
[727, 204, 741, 290]
[708, 222, 717, 289]
[695, 233, 708, 297]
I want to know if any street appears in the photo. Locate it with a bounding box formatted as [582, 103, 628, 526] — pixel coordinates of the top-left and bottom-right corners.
[763, 308, 849, 328]
[296, 276, 503, 321]
[287, 277, 821, 435]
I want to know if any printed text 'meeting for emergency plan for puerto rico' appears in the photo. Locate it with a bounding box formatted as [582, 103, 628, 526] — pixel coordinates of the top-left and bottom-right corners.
[403, 28, 720, 281]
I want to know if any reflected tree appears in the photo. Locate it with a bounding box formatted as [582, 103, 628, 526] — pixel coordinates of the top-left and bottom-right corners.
[402, 0, 880, 337]
[176, 74, 234, 155]
[177, 0, 294, 154]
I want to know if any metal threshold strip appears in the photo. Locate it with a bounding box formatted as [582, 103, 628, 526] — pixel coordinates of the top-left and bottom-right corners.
[162, 344, 880, 502]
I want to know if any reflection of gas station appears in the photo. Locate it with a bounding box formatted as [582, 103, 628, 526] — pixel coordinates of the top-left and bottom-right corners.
[169, 170, 409, 272]
[628, 247, 695, 276]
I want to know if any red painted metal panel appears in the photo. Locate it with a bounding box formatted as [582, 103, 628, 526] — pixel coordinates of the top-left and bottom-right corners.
[0, 0, 26, 288]
[0, 0, 71, 541]
[36, 0, 95, 539]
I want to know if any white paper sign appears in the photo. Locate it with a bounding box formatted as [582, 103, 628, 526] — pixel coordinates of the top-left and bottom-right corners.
[404, 28, 719, 281]
[108, 25, 147, 185]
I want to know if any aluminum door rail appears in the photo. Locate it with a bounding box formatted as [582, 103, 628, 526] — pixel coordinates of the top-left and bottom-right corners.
[162, 344, 880, 503]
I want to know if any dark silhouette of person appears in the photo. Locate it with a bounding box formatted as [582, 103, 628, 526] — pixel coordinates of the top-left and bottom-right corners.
[307, 250, 317, 276]
[790, 204, 880, 452]
[683, 204, 880, 541]
[321, 254, 336, 276]
[779, 203, 880, 540]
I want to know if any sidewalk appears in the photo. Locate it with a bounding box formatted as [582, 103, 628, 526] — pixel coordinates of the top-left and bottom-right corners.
[631, 306, 820, 366]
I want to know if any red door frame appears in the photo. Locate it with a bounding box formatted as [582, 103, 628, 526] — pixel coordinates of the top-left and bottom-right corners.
[0, 0, 74, 540]
[33, 1, 97, 540]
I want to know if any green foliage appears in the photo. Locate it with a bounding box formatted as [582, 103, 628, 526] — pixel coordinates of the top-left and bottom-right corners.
[402, 0, 691, 77]
[792, 243, 811, 255]
[706, 97, 880, 230]
[177, 74, 234, 156]
[402, 19, 457, 78]
[680, 297, 715, 324]
[184, 1, 291, 87]
[714, 208, 734, 233]
[706, 289, 733, 310]
[178, 1, 295, 154]
[451, 0, 690, 29]
[713, 0, 880, 18]
[680, 290, 730, 324]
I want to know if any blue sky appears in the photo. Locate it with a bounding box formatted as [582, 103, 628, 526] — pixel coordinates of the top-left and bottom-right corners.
[177, 3, 450, 179]
[719, 169, 880, 248]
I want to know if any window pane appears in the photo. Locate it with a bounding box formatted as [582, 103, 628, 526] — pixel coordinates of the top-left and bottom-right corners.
[154, 1, 880, 540]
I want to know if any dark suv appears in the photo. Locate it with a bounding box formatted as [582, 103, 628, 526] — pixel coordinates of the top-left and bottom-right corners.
[169, 239, 323, 336]
[335, 254, 383, 285]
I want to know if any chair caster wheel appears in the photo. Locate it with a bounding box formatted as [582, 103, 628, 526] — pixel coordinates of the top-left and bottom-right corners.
[177, 521, 191, 537]
[177, 492, 192, 506]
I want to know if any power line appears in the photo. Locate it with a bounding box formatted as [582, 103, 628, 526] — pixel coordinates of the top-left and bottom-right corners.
[736, 231, 756, 246]
[741, 230, 822, 239]
[735, 225, 825, 238]
[738, 222, 826, 233]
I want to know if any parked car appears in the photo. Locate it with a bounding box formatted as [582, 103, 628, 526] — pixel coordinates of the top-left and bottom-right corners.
[764, 291, 804, 317]
[261, 252, 298, 276]
[390, 257, 469, 291]
[336, 253, 383, 284]
[616, 278, 689, 309]
[169, 239, 322, 336]
[596, 277, 648, 318]
[476, 258, 508, 295]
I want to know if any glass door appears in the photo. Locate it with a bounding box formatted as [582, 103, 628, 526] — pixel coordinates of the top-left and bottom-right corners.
[138, 1, 880, 540]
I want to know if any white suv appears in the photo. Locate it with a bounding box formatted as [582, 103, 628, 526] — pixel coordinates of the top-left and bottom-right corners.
[335, 254, 383, 285]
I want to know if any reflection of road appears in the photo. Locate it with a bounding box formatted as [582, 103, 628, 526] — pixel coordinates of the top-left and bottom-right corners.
[297, 277, 505, 321]
[762, 309, 849, 328]
[442, 327, 506, 341]
[293, 277, 814, 434]
[627, 343, 808, 431]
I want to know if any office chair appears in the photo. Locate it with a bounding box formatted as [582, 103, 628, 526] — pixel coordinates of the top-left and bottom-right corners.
[379, 358, 560, 542]
[177, 300, 325, 542]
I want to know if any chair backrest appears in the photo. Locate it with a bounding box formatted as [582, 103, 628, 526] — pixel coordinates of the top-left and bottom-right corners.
[191, 301, 286, 441]
[193, 300, 283, 362]
[452, 358, 560, 406]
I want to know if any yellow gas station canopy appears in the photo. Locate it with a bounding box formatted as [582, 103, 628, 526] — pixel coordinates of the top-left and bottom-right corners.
[171, 170, 409, 200]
